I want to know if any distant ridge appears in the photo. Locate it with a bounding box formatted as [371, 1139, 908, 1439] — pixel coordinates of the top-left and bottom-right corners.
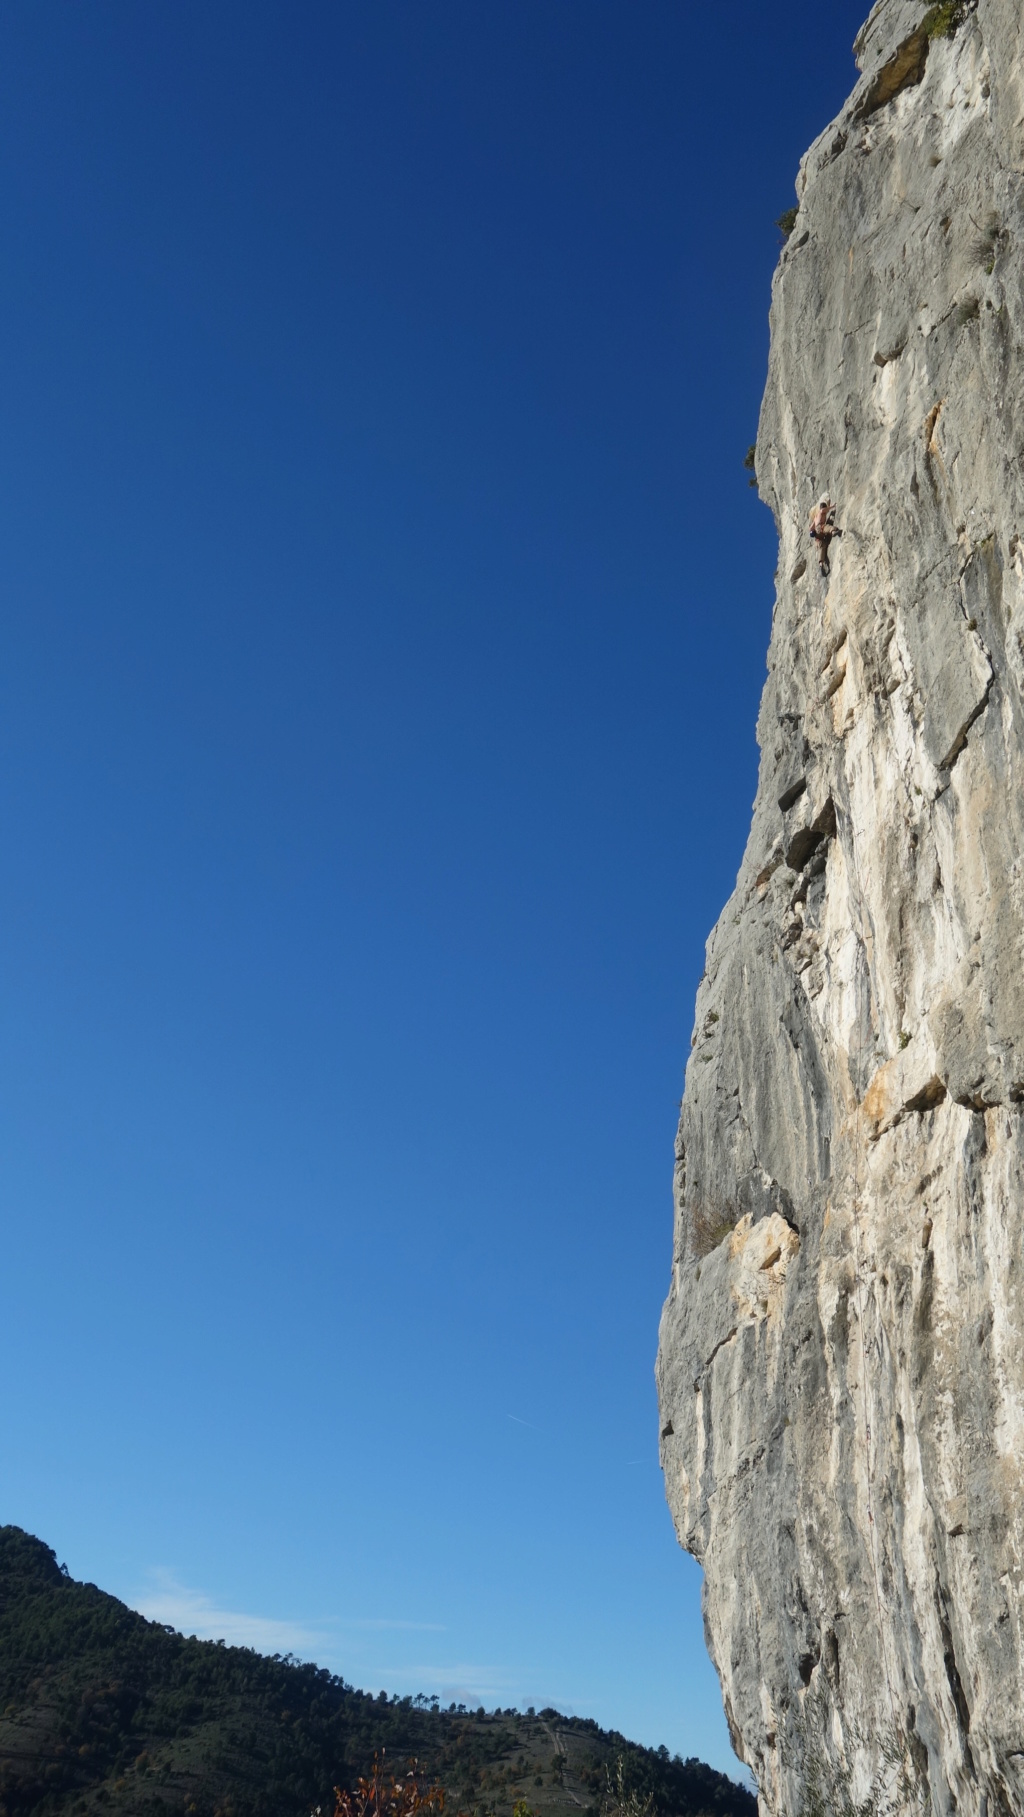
[0, 1527, 752, 1817]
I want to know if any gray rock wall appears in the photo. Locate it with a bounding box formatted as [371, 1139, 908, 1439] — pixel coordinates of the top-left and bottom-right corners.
[656, 4, 1024, 1813]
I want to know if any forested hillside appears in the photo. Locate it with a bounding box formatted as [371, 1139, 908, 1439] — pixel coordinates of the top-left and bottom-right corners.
[0, 1529, 752, 1817]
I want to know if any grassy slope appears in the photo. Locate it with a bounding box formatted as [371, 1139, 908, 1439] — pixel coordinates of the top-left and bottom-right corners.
[0, 1528, 753, 1817]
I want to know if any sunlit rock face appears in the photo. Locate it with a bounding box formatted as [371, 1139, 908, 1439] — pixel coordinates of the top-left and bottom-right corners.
[656, 4, 1024, 1813]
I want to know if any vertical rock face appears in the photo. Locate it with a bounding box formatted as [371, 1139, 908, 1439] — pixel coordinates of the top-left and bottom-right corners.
[656, 4, 1024, 1813]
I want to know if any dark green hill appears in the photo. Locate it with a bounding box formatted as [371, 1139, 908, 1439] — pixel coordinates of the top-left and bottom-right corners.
[0, 1528, 753, 1817]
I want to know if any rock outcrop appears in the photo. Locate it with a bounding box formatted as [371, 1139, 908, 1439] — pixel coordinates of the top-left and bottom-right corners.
[656, 4, 1024, 1813]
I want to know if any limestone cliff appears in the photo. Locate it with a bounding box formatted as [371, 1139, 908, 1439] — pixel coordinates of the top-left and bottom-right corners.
[656, 3, 1024, 1813]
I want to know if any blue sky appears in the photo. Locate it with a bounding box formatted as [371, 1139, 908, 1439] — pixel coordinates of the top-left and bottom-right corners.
[0, 0, 867, 1780]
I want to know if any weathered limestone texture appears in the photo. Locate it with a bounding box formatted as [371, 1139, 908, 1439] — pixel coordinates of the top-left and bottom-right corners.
[656, 4, 1024, 1813]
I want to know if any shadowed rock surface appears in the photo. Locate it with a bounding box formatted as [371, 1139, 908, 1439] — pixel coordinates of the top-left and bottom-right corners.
[657, 3, 1024, 1812]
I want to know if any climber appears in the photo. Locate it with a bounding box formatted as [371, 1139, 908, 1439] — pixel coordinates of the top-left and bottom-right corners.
[809, 495, 841, 575]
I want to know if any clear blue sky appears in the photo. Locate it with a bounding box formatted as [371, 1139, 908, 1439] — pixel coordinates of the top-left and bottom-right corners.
[1, 0, 866, 1781]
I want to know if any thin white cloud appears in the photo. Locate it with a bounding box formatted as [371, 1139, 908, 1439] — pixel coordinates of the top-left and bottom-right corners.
[366, 1666, 584, 1714]
[354, 1619, 447, 1632]
[129, 1571, 446, 1659]
[367, 1664, 516, 1704]
[131, 1570, 321, 1656]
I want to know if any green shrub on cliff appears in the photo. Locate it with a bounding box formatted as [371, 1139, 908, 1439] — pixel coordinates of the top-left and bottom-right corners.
[921, 0, 975, 39]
